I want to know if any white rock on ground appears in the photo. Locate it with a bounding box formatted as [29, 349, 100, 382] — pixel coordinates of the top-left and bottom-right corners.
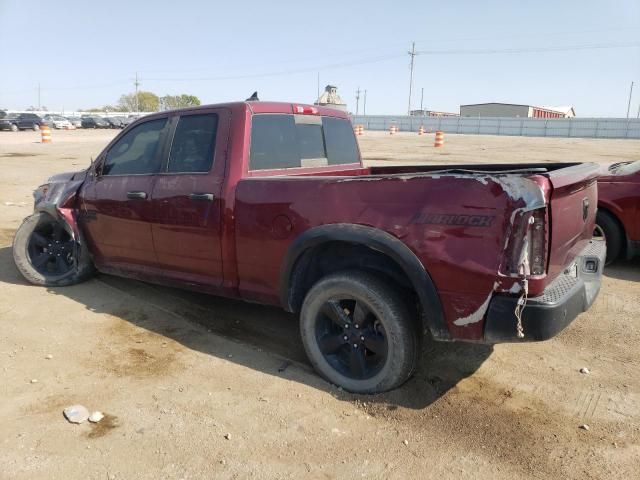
[88, 411, 104, 423]
[63, 405, 90, 424]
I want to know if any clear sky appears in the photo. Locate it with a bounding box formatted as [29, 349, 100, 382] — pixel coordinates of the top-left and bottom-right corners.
[1, 0, 639, 116]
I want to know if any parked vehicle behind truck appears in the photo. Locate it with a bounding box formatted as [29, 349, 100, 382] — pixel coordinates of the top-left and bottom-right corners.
[595, 160, 640, 263]
[12, 101, 606, 393]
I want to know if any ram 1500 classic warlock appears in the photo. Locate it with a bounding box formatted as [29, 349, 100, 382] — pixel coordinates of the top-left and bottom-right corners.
[12, 101, 606, 393]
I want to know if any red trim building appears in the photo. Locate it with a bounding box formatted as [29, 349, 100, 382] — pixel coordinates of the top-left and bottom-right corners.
[460, 103, 575, 118]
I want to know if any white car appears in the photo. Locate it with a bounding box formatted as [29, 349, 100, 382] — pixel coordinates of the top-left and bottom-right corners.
[45, 115, 73, 129]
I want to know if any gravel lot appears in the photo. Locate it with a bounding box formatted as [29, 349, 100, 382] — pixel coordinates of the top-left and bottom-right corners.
[1, 129, 639, 479]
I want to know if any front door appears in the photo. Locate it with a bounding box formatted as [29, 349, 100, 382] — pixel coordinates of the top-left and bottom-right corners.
[150, 109, 229, 287]
[79, 117, 169, 271]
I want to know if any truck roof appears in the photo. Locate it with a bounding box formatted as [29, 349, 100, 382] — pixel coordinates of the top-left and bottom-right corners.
[146, 101, 351, 119]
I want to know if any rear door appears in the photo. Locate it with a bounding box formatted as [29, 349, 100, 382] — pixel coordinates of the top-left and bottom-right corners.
[79, 117, 170, 270]
[150, 108, 230, 287]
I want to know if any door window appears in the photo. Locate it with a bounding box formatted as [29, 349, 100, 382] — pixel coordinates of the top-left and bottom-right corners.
[167, 114, 218, 173]
[103, 118, 167, 175]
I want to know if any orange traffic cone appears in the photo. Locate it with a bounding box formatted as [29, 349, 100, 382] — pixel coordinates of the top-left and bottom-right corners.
[418, 126, 425, 135]
[434, 130, 444, 147]
[41, 125, 52, 144]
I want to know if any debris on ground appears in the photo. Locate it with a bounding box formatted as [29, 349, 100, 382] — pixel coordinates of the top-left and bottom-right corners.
[278, 360, 291, 373]
[580, 367, 590, 374]
[403, 439, 409, 445]
[224, 433, 231, 440]
[30, 379, 38, 384]
[579, 424, 590, 431]
[88, 411, 104, 423]
[63, 405, 90, 424]
[45, 354, 53, 359]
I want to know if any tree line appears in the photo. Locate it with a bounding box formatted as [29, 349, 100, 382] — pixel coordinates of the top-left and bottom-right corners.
[85, 92, 201, 113]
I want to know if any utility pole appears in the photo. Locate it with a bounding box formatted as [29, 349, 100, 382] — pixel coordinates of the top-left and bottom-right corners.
[363, 90, 367, 116]
[626, 81, 634, 119]
[420, 87, 424, 113]
[37, 83, 41, 111]
[316, 72, 320, 102]
[407, 41, 416, 115]
[355, 87, 361, 116]
[134, 72, 141, 112]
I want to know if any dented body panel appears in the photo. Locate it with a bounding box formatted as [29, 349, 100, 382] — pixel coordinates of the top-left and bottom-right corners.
[29, 102, 604, 344]
[234, 163, 600, 341]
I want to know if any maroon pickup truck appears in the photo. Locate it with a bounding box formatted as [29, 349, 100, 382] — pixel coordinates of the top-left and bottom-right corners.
[594, 161, 640, 263]
[12, 101, 606, 393]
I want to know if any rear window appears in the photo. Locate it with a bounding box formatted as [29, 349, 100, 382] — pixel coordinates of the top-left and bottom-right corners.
[249, 114, 359, 171]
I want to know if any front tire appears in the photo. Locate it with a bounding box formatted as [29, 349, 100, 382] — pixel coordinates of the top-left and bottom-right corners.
[10, 123, 18, 132]
[33, 124, 40, 131]
[300, 270, 418, 394]
[13, 212, 95, 287]
[595, 210, 623, 264]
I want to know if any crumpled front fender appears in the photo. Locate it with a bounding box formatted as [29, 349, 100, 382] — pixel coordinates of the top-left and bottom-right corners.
[33, 170, 88, 245]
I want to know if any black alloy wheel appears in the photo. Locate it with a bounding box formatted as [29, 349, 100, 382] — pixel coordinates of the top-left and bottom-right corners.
[315, 298, 388, 380]
[27, 221, 75, 275]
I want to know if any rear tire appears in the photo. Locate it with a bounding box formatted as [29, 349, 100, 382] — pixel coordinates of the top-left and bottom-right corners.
[13, 212, 95, 287]
[300, 270, 418, 393]
[33, 124, 40, 131]
[595, 210, 623, 264]
[10, 123, 18, 132]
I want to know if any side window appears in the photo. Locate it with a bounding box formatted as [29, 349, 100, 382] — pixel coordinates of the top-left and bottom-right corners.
[103, 119, 167, 176]
[167, 114, 218, 173]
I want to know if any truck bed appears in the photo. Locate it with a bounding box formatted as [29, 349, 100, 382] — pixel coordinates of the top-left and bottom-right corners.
[234, 161, 600, 341]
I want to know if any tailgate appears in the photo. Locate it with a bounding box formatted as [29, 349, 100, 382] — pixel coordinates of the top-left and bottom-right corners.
[546, 163, 600, 278]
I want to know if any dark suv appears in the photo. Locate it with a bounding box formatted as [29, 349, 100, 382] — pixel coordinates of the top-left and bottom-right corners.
[0, 112, 20, 131]
[14, 113, 50, 131]
[81, 116, 110, 129]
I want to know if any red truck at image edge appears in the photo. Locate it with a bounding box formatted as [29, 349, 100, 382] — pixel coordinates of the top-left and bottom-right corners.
[12, 101, 606, 393]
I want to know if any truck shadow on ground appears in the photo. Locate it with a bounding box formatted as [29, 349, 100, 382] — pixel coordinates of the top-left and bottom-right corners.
[0, 245, 492, 410]
[603, 257, 640, 282]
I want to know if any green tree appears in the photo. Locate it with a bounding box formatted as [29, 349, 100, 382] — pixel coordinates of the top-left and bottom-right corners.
[160, 94, 201, 111]
[118, 91, 160, 112]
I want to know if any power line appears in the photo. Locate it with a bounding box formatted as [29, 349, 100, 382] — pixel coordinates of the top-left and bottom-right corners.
[143, 54, 405, 82]
[416, 41, 640, 55]
[413, 26, 640, 46]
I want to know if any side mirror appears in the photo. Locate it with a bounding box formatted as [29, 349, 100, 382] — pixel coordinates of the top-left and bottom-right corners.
[90, 156, 104, 177]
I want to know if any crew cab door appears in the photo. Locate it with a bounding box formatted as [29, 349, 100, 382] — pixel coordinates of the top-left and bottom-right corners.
[79, 117, 170, 270]
[149, 109, 230, 287]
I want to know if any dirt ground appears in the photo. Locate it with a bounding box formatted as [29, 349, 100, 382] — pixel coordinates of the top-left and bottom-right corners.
[1, 129, 639, 479]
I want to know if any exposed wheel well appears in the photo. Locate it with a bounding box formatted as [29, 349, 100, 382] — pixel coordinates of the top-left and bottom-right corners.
[287, 241, 421, 323]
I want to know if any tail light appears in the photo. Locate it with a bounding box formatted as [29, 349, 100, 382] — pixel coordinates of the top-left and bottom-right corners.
[501, 207, 548, 277]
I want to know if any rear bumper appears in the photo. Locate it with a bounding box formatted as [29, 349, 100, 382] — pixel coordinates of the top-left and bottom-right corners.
[484, 239, 606, 343]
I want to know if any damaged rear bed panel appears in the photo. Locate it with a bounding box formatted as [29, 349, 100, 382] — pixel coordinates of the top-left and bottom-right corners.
[234, 163, 603, 341]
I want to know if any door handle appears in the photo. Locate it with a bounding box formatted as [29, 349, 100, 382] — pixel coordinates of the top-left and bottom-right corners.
[126, 191, 148, 200]
[189, 193, 215, 201]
